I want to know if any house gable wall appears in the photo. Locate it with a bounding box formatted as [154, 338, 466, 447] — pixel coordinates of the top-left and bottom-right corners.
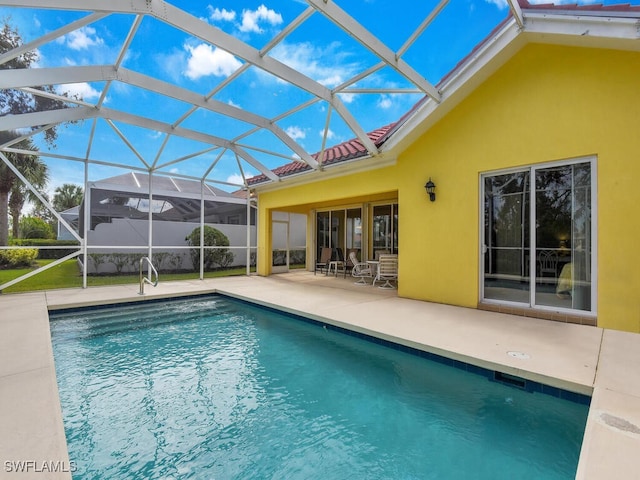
[399, 43, 640, 332]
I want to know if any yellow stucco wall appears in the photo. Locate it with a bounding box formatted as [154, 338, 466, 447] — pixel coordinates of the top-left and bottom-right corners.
[256, 43, 640, 333]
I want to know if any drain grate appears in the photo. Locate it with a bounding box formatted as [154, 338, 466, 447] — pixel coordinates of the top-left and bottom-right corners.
[507, 350, 530, 359]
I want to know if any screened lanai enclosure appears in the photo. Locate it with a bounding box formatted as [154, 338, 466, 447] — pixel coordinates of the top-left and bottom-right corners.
[1, 0, 532, 290]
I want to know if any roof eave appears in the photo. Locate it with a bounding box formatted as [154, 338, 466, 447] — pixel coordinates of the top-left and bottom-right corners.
[251, 153, 397, 193]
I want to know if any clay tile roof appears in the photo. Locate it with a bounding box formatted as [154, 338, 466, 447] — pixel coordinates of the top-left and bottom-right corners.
[246, 123, 397, 186]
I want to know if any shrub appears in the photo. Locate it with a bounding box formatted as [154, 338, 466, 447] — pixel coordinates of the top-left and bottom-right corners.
[185, 226, 234, 271]
[10, 239, 80, 259]
[19, 216, 55, 239]
[0, 248, 38, 268]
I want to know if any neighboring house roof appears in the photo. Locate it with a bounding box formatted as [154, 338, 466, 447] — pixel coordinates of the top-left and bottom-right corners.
[92, 172, 235, 199]
[247, 0, 640, 188]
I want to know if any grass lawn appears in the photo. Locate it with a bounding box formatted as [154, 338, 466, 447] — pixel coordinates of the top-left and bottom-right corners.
[0, 259, 254, 294]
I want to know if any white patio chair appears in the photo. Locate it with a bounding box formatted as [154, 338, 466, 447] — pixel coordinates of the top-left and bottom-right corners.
[373, 254, 398, 289]
[349, 251, 372, 285]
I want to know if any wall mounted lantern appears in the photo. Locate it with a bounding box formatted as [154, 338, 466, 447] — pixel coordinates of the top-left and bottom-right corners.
[424, 178, 436, 202]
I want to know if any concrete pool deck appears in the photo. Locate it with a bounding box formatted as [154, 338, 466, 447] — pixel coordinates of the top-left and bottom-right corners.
[1, 272, 639, 479]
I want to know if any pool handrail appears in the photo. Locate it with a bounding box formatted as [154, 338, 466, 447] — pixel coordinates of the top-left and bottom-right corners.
[139, 256, 159, 295]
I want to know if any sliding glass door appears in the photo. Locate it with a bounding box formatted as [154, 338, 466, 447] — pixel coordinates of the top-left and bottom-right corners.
[372, 203, 398, 258]
[482, 159, 595, 313]
[316, 208, 362, 263]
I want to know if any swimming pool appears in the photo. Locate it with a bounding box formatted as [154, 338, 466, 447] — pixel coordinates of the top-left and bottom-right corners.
[50, 295, 589, 479]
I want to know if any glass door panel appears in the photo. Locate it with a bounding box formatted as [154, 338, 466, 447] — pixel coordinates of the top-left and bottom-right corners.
[534, 162, 591, 311]
[271, 220, 289, 273]
[346, 208, 362, 260]
[331, 210, 346, 259]
[372, 204, 394, 259]
[483, 171, 530, 303]
[316, 211, 329, 265]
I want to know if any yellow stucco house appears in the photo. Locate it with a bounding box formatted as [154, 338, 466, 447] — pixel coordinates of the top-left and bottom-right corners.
[248, 2, 640, 333]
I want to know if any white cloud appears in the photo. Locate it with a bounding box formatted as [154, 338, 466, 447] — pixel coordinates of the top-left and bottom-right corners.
[63, 82, 100, 101]
[239, 5, 283, 33]
[484, 0, 508, 8]
[227, 99, 241, 109]
[377, 95, 393, 109]
[62, 26, 104, 51]
[226, 173, 245, 185]
[271, 42, 357, 88]
[208, 6, 236, 22]
[155, 50, 185, 83]
[170, 167, 179, 174]
[337, 92, 355, 104]
[184, 43, 242, 80]
[285, 125, 306, 141]
[321, 129, 336, 140]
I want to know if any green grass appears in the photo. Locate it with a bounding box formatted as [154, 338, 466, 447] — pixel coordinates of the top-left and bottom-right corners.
[0, 259, 254, 294]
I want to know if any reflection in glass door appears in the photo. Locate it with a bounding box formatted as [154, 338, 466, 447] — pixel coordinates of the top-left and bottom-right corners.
[483, 171, 531, 304]
[315, 208, 363, 265]
[482, 160, 594, 313]
[271, 220, 289, 273]
[372, 204, 398, 258]
[534, 162, 592, 310]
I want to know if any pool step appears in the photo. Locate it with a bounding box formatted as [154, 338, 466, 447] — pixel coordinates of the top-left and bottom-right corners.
[50, 299, 241, 340]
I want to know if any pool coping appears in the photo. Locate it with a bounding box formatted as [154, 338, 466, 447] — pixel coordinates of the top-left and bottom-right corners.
[1, 274, 639, 479]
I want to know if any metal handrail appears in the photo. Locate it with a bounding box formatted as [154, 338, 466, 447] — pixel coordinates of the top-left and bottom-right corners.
[138, 256, 159, 295]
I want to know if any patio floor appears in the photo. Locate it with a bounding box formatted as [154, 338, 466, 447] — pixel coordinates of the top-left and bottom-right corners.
[1, 271, 639, 479]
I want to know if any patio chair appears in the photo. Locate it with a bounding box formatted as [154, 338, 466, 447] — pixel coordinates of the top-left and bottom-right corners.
[342, 248, 359, 278]
[373, 254, 398, 289]
[538, 250, 558, 279]
[314, 247, 332, 275]
[349, 251, 372, 285]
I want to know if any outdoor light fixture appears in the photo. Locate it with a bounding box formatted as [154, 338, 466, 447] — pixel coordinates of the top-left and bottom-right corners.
[424, 178, 436, 202]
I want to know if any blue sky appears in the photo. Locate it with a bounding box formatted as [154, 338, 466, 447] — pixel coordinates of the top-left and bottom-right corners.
[0, 0, 615, 195]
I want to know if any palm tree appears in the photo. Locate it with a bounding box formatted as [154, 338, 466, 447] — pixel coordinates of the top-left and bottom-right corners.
[53, 183, 83, 212]
[8, 157, 49, 238]
[0, 131, 48, 245]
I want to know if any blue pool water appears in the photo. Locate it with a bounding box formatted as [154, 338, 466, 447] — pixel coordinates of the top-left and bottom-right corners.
[50, 295, 589, 479]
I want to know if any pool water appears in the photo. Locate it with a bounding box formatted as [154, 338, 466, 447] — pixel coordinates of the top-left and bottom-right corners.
[50, 296, 589, 479]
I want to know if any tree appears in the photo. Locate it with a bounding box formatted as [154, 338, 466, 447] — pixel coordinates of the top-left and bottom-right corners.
[8, 147, 49, 238]
[1, 20, 78, 147]
[0, 131, 49, 244]
[1, 20, 80, 245]
[52, 183, 83, 212]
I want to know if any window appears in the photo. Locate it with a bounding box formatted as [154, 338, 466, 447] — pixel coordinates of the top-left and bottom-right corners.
[482, 158, 595, 314]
